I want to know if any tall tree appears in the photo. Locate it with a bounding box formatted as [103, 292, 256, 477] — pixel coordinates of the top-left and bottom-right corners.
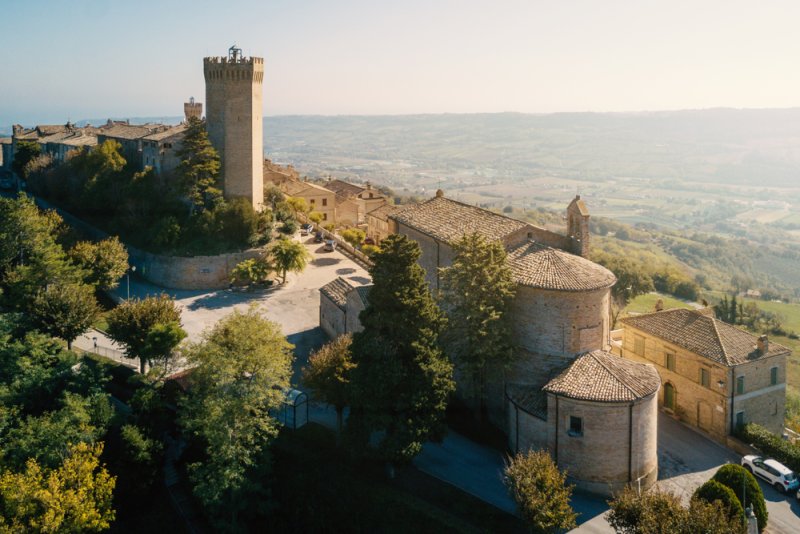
[68, 237, 129, 290]
[270, 238, 310, 283]
[264, 185, 285, 211]
[179, 307, 293, 530]
[11, 140, 41, 179]
[105, 294, 185, 374]
[175, 116, 222, 213]
[712, 464, 767, 532]
[440, 233, 515, 418]
[28, 283, 100, 350]
[503, 449, 577, 534]
[0, 442, 116, 533]
[347, 234, 454, 466]
[302, 334, 355, 436]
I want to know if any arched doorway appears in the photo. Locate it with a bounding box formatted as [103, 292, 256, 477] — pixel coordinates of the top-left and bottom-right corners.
[664, 382, 676, 412]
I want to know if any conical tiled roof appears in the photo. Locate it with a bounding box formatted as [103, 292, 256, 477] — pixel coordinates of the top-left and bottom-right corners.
[506, 241, 616, 291]
[543, 350, 660, 402]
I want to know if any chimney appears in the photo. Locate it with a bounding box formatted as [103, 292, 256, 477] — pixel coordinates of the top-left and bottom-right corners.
[757, 335, 769, 354]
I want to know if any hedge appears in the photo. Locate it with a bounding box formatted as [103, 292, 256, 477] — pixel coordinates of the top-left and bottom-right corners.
[737, 422, 800, 474]
[712, 464, 767, 532]
[694, 479, 745, 526]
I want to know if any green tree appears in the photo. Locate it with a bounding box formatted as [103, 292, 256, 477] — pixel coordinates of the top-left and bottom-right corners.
[230, 256, 273, 286]
[341, 228, 366, 248]
[270, 237, 310, 283]
[11, 140, 41, 179]
[347, 234, 454, 465]
[264, 185, 285, 210]
[285, 196, 309, 218]
[28, 283, 100, 350]
[0, 442, 116, 533]
[440, 233, 515, 419]
[308, 211, 323, 225]
[607, 486, 745, 534]
[106, 294, 185, 374]
[302, 334, 355, 436]
[712, 463, 767, 532]
[175, 116, 222, 213]
[694, 479, 745, 527]
[503, 449, 577, 533]
[179, 307, 293, 530]
[68, 237, 129, 290]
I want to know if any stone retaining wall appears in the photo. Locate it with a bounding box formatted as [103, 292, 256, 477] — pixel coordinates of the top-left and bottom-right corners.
[31, 195, 262, 290]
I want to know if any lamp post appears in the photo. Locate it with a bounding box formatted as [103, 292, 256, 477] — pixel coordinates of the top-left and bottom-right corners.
[127, 265, 136, 299]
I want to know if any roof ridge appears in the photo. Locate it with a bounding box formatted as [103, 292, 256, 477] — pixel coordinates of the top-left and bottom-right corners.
[706, 314, 731, 366]
[434, 195, 533, 227]
[589, 351, 639, 398]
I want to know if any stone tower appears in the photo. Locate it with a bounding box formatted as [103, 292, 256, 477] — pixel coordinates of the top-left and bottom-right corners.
[203, 45, 264, 209]
[184, 97, 203, 121]
[566, 195, 590, 257]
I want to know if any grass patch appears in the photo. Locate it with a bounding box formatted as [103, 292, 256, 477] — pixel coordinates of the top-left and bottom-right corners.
[623, 292, 696, 315]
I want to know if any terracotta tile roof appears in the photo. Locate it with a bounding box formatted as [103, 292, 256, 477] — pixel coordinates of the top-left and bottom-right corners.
[543, 350, 660, 402]
[282, 179, 333, 197]
[568, 195, 589, 216]
[367, 203, 401, 222]
[142, 123, 187, 142]
[99, 123, 164, 140]
[621, 308, 790, 366]
[506, 240, 616, 291]
[325, 179, 364, 199]
[36, 125, 70, 136]
[506, 383, 548, 419]
[390, 195, 528, 244]
[319, 277, 353, 310]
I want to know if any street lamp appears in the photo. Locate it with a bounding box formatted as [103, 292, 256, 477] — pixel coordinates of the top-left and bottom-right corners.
[127, 265, 136, 299]
[93, 336, 97, 353]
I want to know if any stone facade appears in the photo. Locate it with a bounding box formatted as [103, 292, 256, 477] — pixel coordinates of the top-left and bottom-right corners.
[621, 309, 789, 441]
[279, 179, 337, 224]
[142, 124, 187, 175]
[319, 278, 371, 339]
[204, 46, 264, 210]
[366, 204, 400, 244]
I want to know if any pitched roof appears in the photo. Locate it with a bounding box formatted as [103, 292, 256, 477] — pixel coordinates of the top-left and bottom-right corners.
[319, 277, 354, 310]
[283, 179, 333, 197]
[99, 123, 164, 140]
[142, 123, 187, 142]
[367, 203, 401, 221]
[325, 179, 364, 199]
[568, 195, 589, 216]
[506, 240, 616, 291]
[543, 350, 660, 402]
[390, 195, 528, 244]
[621, 308, 790, 366]
[506, 383, 548, 419]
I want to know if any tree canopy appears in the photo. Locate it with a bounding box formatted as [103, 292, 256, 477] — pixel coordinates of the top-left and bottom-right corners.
[347, 234, 454, 464]
[29, 282, 100, 350]
[270, 238, 310, 283]
[175, 116, 222, 213]
[179, 307, 293, 530]
[440, 232, 515, 418]
[302, 334, 355, 435]
[68, 237, 129, 290]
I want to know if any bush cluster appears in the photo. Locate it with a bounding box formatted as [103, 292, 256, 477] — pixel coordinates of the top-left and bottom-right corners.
[737, 423, 800, 473]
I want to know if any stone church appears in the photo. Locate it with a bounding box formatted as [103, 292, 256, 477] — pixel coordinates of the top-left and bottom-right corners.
[388, 192, 659, 495]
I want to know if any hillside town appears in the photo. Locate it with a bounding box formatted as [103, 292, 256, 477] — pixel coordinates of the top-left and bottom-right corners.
[1, 45, 798, 534]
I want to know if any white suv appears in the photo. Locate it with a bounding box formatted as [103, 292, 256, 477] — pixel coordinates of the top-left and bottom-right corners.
[741, 455, 799, 494]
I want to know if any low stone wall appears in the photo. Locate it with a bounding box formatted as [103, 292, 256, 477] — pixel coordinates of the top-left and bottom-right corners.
[31, 195, 262, 290]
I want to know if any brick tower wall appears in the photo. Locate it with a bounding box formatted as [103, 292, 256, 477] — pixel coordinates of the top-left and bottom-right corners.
[203, 55, 264, 210]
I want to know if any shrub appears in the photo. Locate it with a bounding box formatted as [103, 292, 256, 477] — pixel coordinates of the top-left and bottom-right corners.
[694, 480, 745, 526]
[712, 463, 767, 532]
[737, 423, 800, 473]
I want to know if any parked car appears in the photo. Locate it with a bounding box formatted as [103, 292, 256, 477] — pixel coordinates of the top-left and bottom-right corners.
[324, 239, 336, 252]
[741, 455, 799, 493]
[0, 172, 13, 190]
[314, 231, 324, 243]
[300, 223, 313, 236]
[364, 237, 375, 245]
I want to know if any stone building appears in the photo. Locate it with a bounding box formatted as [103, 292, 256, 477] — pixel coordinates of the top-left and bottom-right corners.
[365, 203, 401, 244]
[142, 124, 187, 175]
[204, 45, 264, 210]
[280, 179, 337, 224]
[97, 121, 166, 168]
[319, 277, 370, 339]
[508, 350, 660, 495]
[325, 179, 387, 226]
[620, 308, 789, 441]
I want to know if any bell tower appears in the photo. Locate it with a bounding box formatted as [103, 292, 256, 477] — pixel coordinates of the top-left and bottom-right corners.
[203, 45, 264, 210]
[566, 195, 590, 257]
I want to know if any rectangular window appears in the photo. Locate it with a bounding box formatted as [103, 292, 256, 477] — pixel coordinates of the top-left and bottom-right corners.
[633, 335, 645, 356]
[736, 375, 745, 394]
[771, 367, 778, 386]
[310, 198, 316, 205]
[568, 416, 583, 437]
[665, 352, 675, 371]
[322, 213, 328, 221]
[322, 198, 328, 206]
[700, 368, 710, 388]
[735, 411, 745, 430]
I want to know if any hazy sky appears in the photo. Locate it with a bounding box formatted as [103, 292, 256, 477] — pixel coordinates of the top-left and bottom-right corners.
[1, 0, 798, 126]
